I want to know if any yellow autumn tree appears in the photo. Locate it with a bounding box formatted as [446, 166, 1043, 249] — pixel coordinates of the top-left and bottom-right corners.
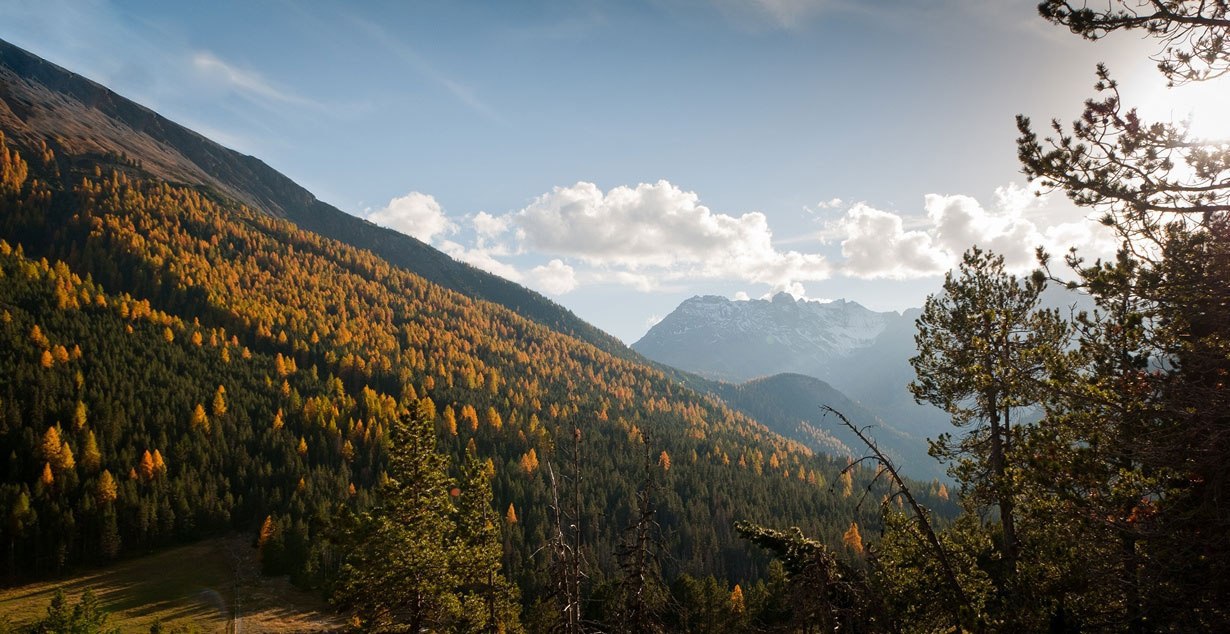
[485, 406, 503, 431]
[461, 404, 479, 431]
[41, 426, 62, 466]
[191, 403, 209, 431]
[40, 349, 54, 368]
[29, 324, 48, 348]
[212, 385, 228, 416]
[519, 448, 539, 474]
[731, 584, 746, 615]
[59, 442, 74, 470]
[73, 401, 87, 429]
[443, 406, 457, 436]
[839, 469, 853, 498]
[258, 515, 277, 547]
[139, 450, 156, 481]
[40, 462, 54, 486]
[659, 450, 671, 472]
[97, 469, 118, 504]
[843, 521, 864, 554]
[506, 503, 518, 524]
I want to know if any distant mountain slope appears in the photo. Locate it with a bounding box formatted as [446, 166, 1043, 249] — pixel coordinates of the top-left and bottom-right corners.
[0, 38, 626, 359]
[633, 293, 892, 382]
[634, 293, 952, 439]
[712, 373, 946, 482]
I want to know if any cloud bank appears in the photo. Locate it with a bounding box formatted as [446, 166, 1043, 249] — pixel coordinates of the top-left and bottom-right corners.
[506, 180, 830, 293]
[833, 182, 1115, 279]
[368, 179, 1113, 298]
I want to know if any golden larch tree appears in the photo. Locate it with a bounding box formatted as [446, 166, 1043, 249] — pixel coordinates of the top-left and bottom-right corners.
[730, 584, 746, 615]
[139, 450, 156, 481]
[843, 521, 864, 554]
[212, 385, 228, 416]
[96, 469, 118, 504]
[191, 403, 209, 431]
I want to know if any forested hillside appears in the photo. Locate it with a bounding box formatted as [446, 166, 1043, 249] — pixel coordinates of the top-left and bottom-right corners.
[0, 127, 939, 625]
[713, 373, 946, 482]
[0, 38, 627, 361]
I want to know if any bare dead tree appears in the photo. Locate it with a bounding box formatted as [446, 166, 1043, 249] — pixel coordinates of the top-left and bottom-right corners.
[613, 435, 666, 633]
[824, 405, 976, 633]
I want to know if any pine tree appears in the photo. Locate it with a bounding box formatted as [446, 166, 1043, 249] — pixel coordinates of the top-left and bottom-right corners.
[332, 409, 463, 632]
[454, 452, 522, 633]
[910, 247, 1067, 569]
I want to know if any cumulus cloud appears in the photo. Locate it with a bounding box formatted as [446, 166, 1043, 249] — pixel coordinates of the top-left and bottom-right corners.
[498, 180, 830, 293]
[529, 259, 578, 295]
[838, 203, 949, 279]
[472, 211, 510, 240]
[832, 182, 1115, 279]
[368, 192, 457, 243]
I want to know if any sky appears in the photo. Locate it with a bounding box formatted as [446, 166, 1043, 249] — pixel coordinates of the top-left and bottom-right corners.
[3, 0, 1227, 342]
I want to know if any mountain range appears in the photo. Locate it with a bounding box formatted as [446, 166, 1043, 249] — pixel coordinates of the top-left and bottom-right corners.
[634, 293, 952, 440]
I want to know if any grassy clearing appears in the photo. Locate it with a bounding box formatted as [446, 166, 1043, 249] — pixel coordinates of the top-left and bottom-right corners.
[0, 535, 344, 632]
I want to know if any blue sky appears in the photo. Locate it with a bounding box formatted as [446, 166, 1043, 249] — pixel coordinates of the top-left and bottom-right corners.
[4, 0, 1222, 342]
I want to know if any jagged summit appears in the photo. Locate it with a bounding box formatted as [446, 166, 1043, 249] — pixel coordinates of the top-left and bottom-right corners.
[634, 293, 898, 381]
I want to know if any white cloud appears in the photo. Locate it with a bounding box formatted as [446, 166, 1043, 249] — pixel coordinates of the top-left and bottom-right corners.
[192, 51, 317, 108]
[504, 180, 830, 292]
[831, 182, 1116, 279]
[438, 240, 523, 282]
[368, 192, 457, 243]
[733, 291, 750, 301]
[529, 259, 577, 295]
[472, 211, 510, 240]
[838, 203, 949, 279]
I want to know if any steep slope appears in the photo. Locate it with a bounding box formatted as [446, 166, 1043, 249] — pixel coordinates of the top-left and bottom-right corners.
[0, 37, 626, 359]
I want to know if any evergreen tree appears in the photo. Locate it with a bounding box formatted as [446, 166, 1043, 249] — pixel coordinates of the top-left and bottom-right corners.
[909, 247, 1067, 574]
[333, 409, 461, 632]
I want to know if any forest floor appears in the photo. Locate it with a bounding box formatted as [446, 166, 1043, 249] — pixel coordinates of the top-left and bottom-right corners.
[0, 535, 346, 632]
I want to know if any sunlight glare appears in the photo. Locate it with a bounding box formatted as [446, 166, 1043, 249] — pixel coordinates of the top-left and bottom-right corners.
[1132, 74, 1230, 141]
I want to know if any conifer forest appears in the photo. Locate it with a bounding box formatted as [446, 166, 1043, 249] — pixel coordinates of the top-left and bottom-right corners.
[0, 1, 1228, 632]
